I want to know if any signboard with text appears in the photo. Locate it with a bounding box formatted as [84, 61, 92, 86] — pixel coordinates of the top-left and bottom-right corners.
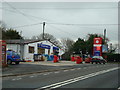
[93, 37, 102, 56]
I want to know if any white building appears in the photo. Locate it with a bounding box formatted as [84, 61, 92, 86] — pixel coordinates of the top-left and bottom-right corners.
[6, 39, 64, 61]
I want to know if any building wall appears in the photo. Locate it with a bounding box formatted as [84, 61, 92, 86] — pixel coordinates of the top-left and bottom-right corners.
[7, 40, 64, 61]
[7, 44, 20, 54]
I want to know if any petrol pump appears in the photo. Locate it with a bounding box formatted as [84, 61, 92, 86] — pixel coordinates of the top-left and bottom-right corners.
[0, 40, 7, 67]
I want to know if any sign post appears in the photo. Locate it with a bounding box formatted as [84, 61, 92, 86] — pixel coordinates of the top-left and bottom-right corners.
[93, 37, 102, 56]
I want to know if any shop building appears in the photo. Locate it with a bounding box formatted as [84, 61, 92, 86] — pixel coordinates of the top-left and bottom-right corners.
[6, 39, 64, 61]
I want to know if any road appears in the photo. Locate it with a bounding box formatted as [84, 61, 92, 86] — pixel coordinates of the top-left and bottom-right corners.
[2, 63, 120, 89]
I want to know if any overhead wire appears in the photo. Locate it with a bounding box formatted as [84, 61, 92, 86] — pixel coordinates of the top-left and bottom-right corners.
[2, 1, 53, 22]
[48, 24, 79, 38]
[11, 22, 42, 28]
[2, 7, 119, 10]
[2, 1, 118, 40]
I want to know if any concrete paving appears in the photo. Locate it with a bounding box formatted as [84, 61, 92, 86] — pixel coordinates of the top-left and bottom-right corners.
[21, 61, 77, 66]
[2, 60, 83, 77]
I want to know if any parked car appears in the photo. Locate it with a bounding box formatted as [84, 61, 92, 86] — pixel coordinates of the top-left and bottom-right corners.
[85, 57, 92, 63]
[6, 50, 21, 65]
[91, 56, 107, 64]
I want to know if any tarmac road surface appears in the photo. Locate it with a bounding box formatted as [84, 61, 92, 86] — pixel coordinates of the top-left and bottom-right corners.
[2, 63, 120, 89]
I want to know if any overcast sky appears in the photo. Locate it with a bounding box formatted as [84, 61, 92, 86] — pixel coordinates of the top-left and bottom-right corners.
[1, 1, 118, 44]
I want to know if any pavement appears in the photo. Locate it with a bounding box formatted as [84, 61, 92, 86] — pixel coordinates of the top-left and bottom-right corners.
[2, 60, 83, 77]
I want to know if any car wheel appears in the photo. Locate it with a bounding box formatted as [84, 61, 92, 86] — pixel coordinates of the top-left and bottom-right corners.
[7, 60, 12, 65]
[103, 62, 105, 64]
[15, 62, 19, 65]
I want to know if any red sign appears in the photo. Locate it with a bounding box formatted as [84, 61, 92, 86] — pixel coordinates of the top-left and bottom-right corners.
[94, 37, 102, 44]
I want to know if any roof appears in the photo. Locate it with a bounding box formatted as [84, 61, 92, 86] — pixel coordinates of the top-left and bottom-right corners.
[5, 39, 61, 48]
[6, 39, 43, 44]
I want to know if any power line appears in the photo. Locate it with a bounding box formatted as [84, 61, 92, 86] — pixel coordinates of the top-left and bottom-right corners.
[3, 1, 48, 22]
[47, 23, 119, 26]
[48, 24, 79, 38]
[2, 7, 119, 9]
[2, 2, 56, 22]
[11, 22, 42, 28]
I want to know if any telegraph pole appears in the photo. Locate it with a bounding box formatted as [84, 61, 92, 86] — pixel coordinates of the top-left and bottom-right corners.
[104, 29, 106, 44]
[43, 22, 45, 40]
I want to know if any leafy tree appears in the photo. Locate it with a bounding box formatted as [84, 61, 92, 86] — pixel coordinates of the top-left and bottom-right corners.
[2, 28, 22, 39]
[85, 33, 109, 55]
[62, 33, 109, 60]
[72, 38, 86, 54]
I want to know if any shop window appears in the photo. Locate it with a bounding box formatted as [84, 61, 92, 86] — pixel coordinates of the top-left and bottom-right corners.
[29, 46, 34, 53]
[38, 47, 45, 54]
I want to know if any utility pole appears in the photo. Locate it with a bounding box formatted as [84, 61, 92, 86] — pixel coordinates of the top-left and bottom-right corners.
[20, 31, 24, 61]
[43, 22, 45, 40]
[104, 29, 106, 44]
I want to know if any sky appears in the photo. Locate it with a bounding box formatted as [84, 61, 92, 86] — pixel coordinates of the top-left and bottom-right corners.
[1, 0, 119, 45]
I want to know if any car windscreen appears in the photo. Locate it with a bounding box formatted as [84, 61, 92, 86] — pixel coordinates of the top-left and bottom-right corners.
[93, 56, 103, 59]
[12, 52, 19, 56]
[6, 51, 11, 55]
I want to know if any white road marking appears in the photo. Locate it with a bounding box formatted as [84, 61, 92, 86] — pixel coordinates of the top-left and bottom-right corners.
[35, 67, 119, 90]
[63, 70, 69, 72]
[54, 72, 60, 74]
[16, 78, 22, 80]
[70, 69, 75, 71]
[77, 68, 81, 70]
[43, 73, 50, 75]
[30, 76, 34, 78]
[118, 87, 120, 90]
[12, 78, 22, 81]
[12, 79, 16, 81]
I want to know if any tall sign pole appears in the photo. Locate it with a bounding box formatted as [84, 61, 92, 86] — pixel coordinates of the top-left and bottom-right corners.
[104, 29, 106, 44]
[43, 22, 45, 40]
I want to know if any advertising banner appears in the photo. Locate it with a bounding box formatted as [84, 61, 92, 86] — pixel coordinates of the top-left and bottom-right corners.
[38, 43, 50, 49]
[102, 45, 108, 53]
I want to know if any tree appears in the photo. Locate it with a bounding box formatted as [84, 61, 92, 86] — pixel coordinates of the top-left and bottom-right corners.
[32, 33, 61, 47]
[72, 38, 86, 54]
[60, 38, 75, 52]
[0, 21, 22, 40]
[85, 33, 109, 55]
[2, 28, 22, 39]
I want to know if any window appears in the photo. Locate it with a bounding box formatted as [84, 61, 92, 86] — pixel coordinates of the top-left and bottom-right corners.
[38, 47, 45, 54]
[29, 46, 34, 53]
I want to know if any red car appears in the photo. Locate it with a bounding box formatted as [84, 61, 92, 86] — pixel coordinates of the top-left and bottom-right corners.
[85, 57, 92, 63]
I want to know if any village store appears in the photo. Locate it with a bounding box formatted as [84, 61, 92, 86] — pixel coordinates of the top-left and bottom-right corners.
[6, 40, 64, 62]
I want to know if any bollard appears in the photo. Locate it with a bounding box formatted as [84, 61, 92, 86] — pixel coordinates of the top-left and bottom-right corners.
[76, 56, 83, 64]
[53, 55, 58, 63]
[71, 56, 75, 61]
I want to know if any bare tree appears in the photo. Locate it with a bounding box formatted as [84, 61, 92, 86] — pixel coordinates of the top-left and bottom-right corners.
[60, 38, 75, 52]
[32, 33, 61, 47]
